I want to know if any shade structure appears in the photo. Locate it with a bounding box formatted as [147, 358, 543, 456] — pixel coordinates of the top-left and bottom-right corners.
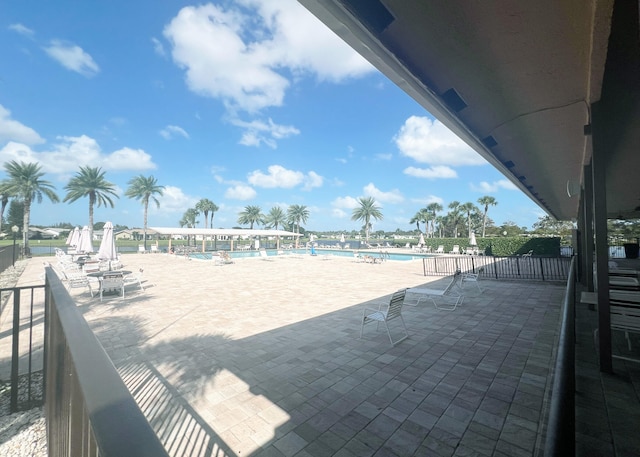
[77, 226, 94, 254]
[418, 233, 425, 246]
[67, 227, 80, 248]
[340, 233, 345, 243]
[97, 221, 117, 260]
[469, 232, 477, 246]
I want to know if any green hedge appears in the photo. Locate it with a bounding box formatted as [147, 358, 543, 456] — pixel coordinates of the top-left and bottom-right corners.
[419, 236, 561, 257]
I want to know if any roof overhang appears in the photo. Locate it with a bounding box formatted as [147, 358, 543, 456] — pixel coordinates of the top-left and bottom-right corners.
[300, 0, 640, 220]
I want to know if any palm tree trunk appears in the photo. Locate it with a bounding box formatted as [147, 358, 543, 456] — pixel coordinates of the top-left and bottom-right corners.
[482, 209, 488, 237]
[22, 198, 31, 257]
[143, 201, 149, 251]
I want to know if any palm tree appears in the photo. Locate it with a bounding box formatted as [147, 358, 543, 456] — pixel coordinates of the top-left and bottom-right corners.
[209, 202, 219, 228]
[426, 202, 443, 237]
[447, 201, 462, 237]
[287, 204, 310, 247]
[64, 166, 118, 243]
[180, 208, 199, 245]
[125, 175, 164, 250]
[195, 198, 217, 229]
[351, 196, 383, 244]
[477, 196, 498, 237]
[265, 206, 287, 249]
[459, 202, 479, 238]
[237, 205, 264, 229]
[0, 181, 14, 236]
[409, 208, 429, 234]
[3, 160, 59, 256]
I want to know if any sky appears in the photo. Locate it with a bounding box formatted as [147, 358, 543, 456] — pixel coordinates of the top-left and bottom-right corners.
[0, 0, 545, 233]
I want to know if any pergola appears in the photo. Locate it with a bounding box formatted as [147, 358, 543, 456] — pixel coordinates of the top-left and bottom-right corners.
[150, 227, 301, 252]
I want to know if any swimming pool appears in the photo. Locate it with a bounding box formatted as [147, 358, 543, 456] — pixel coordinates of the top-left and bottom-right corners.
[189, 249, 430, 261]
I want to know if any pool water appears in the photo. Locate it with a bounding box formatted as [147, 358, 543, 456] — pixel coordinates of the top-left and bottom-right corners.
[189, 249, 429, 261]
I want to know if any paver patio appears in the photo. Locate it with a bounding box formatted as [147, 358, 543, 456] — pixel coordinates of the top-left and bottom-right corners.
[5, 252, 638, 456]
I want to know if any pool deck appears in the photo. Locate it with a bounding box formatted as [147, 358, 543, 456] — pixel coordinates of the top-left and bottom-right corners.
[6, 251, 640, 456]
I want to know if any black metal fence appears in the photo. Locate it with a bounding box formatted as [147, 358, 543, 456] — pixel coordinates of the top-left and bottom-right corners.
[1, 284, 46, 412]
[0, 244, 20, 275]
[422, 255, 572, 281]
[43, 267, 170, 456]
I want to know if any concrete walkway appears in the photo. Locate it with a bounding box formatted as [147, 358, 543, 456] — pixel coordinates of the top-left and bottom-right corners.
[12, 253, 569, 456]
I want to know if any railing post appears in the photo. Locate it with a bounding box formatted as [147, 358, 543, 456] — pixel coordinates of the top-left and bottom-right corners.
[10, 288, 20, 412]
[540, 256, 546, 281]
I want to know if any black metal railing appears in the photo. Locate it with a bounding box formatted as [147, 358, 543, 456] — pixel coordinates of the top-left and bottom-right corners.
[543, 257, 576, 456]
[422, 255, 571, 281]
[1, 284, 46, 412]
[0, 244, 20, 275]
[44, 267, 169, 457]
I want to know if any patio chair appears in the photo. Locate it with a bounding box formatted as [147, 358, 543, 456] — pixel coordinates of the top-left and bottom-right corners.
[150, 245, 160, 254]
[435, 245, 445, 254]
[360, 288, 409, 345]
[138, 245, 147, 254]
[522, 250, 533, 257]
[449, 245, 460, 254]
[459, 267, 484, 293]
[100, 272, 125, 301]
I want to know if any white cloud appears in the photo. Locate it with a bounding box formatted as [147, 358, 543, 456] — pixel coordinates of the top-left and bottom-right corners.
[106, 147, 157, 171]
[0, 135, 156, 174]
[225, 185, 257, 200]
[163, 1, 372, 113]
[363, 183, 404, 204]
[395, 116, 486, 166]
[232, 117, 299, 148]
[159, 125, 190, 140]
[403, 166, 458, 179]
[156, 186, 198, 213]
[302, 171, 323, 191]
[332, 196, 359, 209]
[470, 179, 518, 192]
[247, 165, 322, 190]
[332, 208, 347, 218]
[0, 105, 44, 145]
[44, 40, 99, 77]
[411, 195, 445, 206]
[8, 23, 34, 37]
[151, 37, 165, 57]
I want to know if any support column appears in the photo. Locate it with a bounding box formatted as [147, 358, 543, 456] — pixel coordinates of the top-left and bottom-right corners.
[592, 102, 613, 373]
[583, 163, 595, 292]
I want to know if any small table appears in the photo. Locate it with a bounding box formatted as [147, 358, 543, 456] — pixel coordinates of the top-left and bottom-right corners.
[86, 270, 131, 278]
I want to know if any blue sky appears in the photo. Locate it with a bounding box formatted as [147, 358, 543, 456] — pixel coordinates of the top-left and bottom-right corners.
[0, 0, 544, 233]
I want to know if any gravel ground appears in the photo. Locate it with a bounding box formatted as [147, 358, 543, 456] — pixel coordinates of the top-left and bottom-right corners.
[0, 260, 47, 457]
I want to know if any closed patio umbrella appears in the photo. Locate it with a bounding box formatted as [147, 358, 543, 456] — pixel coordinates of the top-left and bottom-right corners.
[469, 231, 477, 246]
[78, 225, 94, 254]
[67, 227, 80, 249]
[418, 233, 425, 246]
[98, 221, 117, 261]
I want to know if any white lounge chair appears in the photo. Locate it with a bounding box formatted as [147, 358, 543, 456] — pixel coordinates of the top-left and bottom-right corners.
[63, 270, 94, 297]
[360, 289, 409, 345]
[407, 273, 463, 311]
[449, 245, 460, 254]
[435, 245, 445, 254]
[123, 270, 145, 292]
[259, 249, 273, 261]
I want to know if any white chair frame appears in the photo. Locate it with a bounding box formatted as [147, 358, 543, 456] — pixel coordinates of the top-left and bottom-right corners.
[360, 289, 409, 345]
